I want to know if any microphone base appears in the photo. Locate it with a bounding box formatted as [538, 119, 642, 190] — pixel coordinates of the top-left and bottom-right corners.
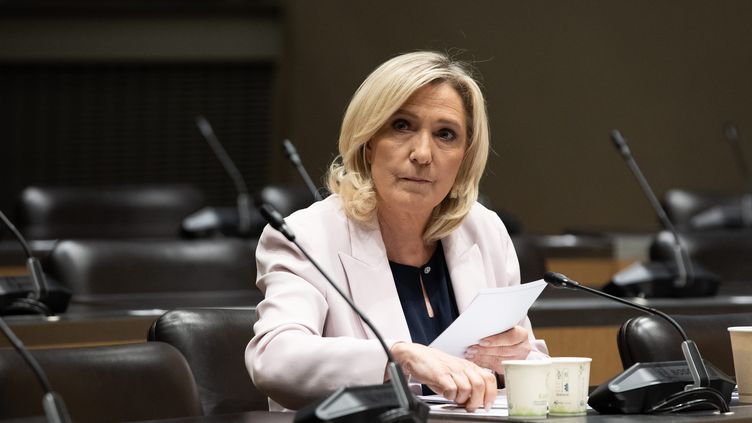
[589, 360, 734, 414]
[604, 261, 720, 298]
[294, 384, 428, 423]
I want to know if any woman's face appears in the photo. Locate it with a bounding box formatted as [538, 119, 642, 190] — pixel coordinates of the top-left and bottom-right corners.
[366, 82, 468, 219]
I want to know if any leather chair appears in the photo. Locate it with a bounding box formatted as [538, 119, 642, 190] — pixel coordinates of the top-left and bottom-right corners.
[0, 342, 202, 422]
[45, 238, 259, 296]
[255, 184, 315, 217]
[17, 184, 205, 239]
[617, 313, 752, 377]
[650, 229, 752, 283]
[148, 308, 268, 414]
[663, 189, 748, 231]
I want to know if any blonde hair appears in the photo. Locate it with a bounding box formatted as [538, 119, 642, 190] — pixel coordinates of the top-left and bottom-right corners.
[326, 51, 490, 242]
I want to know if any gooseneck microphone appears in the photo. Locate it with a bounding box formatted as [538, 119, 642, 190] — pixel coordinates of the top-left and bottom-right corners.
[608, 130, 719, 297]
[0, 209, 52, 316]
[195, 115, 253, 235]
[543, 272, 732, 414]
[611, 130, 693, 288]
[0, 314, 72, 422]
[259, 204, 428, 423]
[283, 139, 323, 201]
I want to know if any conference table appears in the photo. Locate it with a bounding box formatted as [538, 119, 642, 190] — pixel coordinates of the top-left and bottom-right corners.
[125, 405, 752, 422]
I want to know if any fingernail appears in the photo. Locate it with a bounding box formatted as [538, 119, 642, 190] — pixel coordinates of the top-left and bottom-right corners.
[479, 340, 490, 347]
[485, 402, 493, 411]
[464, 348, 476, 358]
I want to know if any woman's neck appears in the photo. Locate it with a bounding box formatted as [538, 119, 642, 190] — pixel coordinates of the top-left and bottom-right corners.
[378, 207, 436, 267]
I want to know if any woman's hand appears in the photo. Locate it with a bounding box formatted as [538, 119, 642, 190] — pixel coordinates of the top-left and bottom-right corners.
[463, 325, 532, 374]
[390, 342, 496, 412]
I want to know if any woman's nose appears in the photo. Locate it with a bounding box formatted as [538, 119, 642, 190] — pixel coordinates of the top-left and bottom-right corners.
[409, 131, 432, 165]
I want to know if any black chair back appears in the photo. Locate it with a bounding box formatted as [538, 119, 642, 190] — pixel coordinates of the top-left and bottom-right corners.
[46, 238, 258, 296]
[650, 230, 752, 282]
[663, 189, 747, 231]
[617, 313, 752, 377]
[17, 184, 205, 239]
[255, 184, 315, 217]
[148, 308, 268, 414]
[0, 342, 202, 423]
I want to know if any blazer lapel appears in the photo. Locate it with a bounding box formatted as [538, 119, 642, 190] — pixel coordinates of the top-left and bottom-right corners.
[443, 228, 487, 313]
[338, 219, 412, 342]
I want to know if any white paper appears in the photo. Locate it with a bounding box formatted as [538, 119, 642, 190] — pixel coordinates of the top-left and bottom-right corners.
[429, 279, 546, 357]
[421, 390, 509, 417]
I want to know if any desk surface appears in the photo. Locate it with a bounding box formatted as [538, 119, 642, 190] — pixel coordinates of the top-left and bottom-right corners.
[124, 406, 752, 422]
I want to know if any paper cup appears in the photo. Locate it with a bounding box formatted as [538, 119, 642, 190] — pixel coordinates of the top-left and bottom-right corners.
[729, 327, 752, 404]
[548, 357, 591, 416]
[503, 359, 551, 419]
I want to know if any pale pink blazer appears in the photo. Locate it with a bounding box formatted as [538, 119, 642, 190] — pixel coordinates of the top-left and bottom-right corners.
[245, 195, 548, 410]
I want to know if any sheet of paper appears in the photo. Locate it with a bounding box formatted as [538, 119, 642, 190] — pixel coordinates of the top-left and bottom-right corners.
[421, 390, 509, 417]
[429, 279, 547, 357]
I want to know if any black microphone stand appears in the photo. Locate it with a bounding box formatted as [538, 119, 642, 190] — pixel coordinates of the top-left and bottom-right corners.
[0, 316, 72, 422]
[608, 130, 719, 297]
[0, 210, 53, 316]
[193, 115, 254, 236]
[544, 272, 732, 414]
[259, 204, 427, 423]
[283, 139, 324, 201]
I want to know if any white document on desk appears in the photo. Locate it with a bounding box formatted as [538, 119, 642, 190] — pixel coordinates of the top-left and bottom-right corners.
[429, 279, 547, 357]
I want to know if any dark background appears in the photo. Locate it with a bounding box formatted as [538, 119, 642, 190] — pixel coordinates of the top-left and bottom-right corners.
[2, 0, 751, 234]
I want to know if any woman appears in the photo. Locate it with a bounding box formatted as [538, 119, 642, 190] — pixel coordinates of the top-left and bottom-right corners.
[245, 51, 548, 413]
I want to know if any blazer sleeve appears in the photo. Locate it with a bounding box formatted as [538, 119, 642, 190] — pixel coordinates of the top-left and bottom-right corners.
[245, 225, 391, 410]
[495, 211, 549, 359]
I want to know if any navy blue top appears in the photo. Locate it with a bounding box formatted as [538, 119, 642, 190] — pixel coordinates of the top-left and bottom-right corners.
[388, 242, 460, 346]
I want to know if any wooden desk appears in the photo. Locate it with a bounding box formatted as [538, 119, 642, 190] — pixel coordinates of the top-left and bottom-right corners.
[127, 406, 752, 422]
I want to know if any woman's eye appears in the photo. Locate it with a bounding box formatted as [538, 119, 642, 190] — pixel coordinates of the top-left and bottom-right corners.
[437, 129, 457, 141]
[392, 119, 410, 131]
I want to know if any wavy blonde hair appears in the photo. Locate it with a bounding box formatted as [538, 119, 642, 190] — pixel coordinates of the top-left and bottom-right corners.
[326, 51, 490, 242]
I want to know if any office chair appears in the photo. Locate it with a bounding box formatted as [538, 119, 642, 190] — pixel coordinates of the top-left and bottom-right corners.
[17, 184, 205, 240]
[663, 189, 749, 231]
[45, 238, 259, 297]
[148, 308, 268, 414]
[650, 229, 752, 283]
[0, 342, 202, 423]
[617, 312, 752, 377]
[255, 184, 316, 217]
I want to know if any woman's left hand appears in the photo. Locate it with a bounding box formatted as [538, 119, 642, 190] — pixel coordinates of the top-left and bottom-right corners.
[462, 325, 532, 374]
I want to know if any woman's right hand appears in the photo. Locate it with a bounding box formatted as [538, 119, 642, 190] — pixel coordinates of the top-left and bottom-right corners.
[389, 342, 497, 412]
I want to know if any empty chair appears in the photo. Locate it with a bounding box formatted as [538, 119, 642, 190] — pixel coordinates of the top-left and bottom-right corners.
[663, 189, 750, 231]
[17, 184, 205, 240]
[45, 238, 259, 298]
[148, 308, 268, 414]
[0, 342, 202, 423]
[255, 184, 316, 217]
[617, 312, 752, 377]
[650, 229, 752, 283]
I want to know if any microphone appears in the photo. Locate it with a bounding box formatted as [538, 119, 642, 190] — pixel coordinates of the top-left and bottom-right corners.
[282, 139, 323, 201]
[0, 316, 72, 422]
[259, 204, 428, 423]
[193, 115, 254, 235]
[607, 130, 719, 297]
[0, 210, 71, 316]
[543, 272, 733, 414]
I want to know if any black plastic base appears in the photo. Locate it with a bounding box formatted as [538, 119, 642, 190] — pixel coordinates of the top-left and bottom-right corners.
[589, 360, 735, 414]
[294, 384, 428, 423]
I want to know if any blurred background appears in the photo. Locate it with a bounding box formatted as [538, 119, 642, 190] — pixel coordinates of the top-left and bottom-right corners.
[2, 0, 751, 235]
